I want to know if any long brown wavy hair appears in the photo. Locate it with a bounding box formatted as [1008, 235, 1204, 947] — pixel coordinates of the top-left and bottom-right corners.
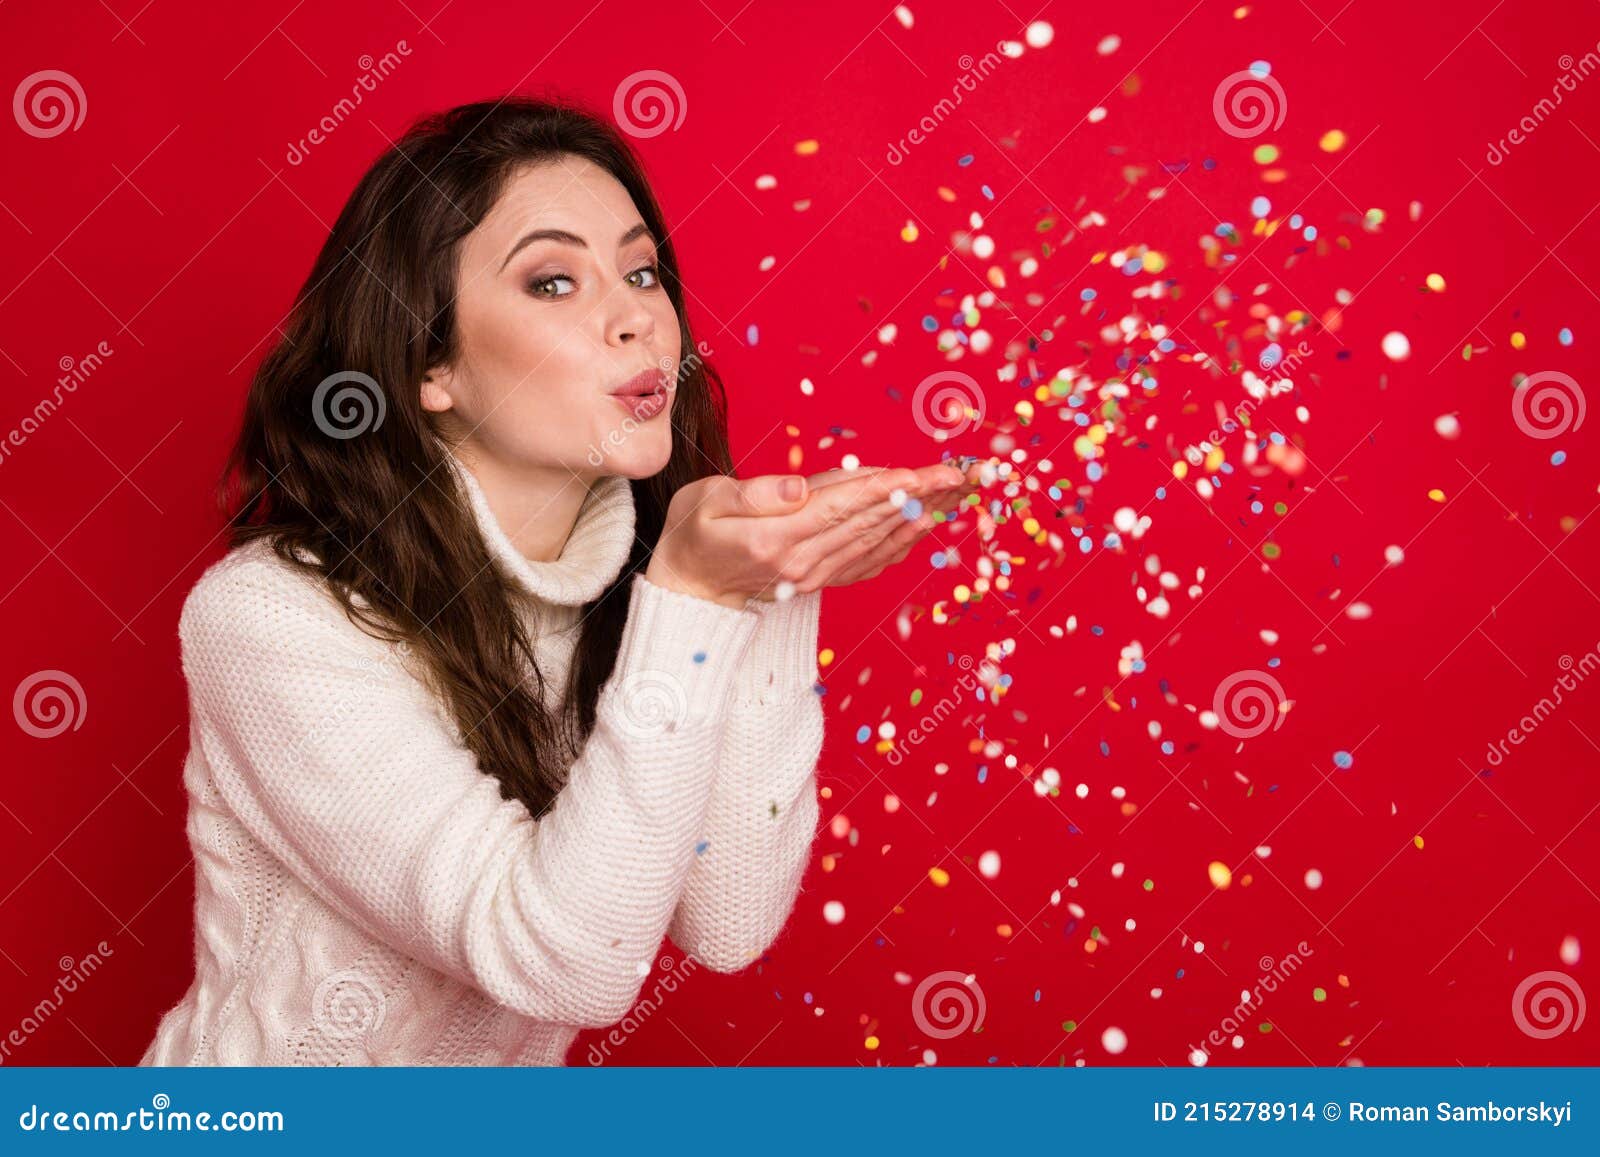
[216, 96, 733, 818]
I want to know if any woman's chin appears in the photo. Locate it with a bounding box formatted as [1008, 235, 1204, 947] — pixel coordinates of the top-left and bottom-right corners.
[589, 432, 672, 480]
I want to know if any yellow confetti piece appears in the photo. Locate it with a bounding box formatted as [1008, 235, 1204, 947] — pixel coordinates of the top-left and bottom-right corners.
[900, 220, 918, 243]
[1511, 330, 1527, 349]
[928, 866, 951, 887]
[819, 647, 834, 667]
[1319, 129, 1347, 152]
[1208, 861, 1233, 889]
[1253, 143, 1279, 164]
[864, 1034, 879, 1050]
[997, 923, 1013, 938]
[1425, 273, 1446, 292]
[1427, 488, 1446, 502]
[794, 139, 819, 155]
[1413, 835, 1425, 849]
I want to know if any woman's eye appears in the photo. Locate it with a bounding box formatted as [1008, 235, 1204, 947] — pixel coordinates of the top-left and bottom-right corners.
[628, 263, 661, 289]
[528, 274, 575, 298]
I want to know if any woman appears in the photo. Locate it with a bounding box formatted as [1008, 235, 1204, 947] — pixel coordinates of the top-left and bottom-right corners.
[139, 96, 971, 1065]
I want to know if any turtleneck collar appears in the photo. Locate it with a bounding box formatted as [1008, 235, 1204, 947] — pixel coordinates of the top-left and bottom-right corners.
[442, 450, 637, 607]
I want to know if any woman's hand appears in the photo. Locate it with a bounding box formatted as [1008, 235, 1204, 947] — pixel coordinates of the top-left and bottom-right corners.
[772, 460, 978, 595]
[644, 463, 973, 609]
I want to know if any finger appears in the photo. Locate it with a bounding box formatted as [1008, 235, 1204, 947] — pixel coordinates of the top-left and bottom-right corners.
[827, 516, 931, 586]
[715, 473, 810, 517]
[778, 468, 922, 535]
[788, 502, 929, 592]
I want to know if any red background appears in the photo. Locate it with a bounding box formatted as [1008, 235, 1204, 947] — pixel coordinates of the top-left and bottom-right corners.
[1, 0, 1596, 1066]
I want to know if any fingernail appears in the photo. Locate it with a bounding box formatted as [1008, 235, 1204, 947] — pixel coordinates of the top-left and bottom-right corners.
[781, 476, 804, 501]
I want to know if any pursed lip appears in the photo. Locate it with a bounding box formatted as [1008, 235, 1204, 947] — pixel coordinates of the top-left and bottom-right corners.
[607, 367, 668, 397]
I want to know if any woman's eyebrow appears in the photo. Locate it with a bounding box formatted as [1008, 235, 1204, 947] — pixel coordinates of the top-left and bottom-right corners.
[499, 222, 655, 273]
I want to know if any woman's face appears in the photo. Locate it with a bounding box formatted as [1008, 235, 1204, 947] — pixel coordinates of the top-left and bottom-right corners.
[422, 154, 682, 482]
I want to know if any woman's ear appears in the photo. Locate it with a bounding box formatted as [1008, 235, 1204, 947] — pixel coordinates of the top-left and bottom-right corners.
[419, 366, 455, 414]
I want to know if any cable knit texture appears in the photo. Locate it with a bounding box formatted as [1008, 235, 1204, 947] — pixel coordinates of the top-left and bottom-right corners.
[139, 453, 824, 1066]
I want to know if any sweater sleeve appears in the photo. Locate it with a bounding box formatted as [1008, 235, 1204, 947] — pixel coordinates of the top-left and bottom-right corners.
[666, 588, 824, 972]
[179, 561, 760, 1028]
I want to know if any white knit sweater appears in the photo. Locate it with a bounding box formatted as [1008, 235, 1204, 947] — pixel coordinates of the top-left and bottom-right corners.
[139, 452, 824, 1065]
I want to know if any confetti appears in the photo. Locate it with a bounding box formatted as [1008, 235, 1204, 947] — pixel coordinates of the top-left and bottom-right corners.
[1381, 331, 1411, 361]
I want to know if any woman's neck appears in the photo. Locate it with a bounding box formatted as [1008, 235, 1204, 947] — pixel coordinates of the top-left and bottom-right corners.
[447, 446, 592, 564]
